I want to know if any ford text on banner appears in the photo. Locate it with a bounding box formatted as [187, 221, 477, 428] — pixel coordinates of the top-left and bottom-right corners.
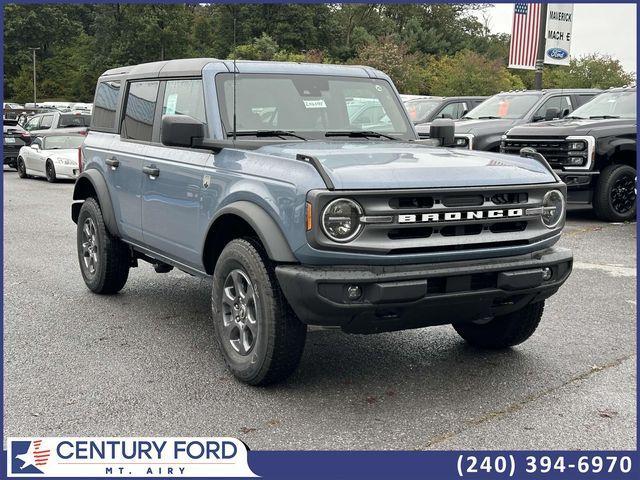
[6, 437, 258, 477]
[544, 3, 574, 66]
[508, 3, 543, 70]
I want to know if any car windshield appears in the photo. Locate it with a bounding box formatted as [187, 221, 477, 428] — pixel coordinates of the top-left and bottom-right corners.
[464, 93, 542, 120]
[59, 114, 91, 128]
[569, 90, 636, 119]
[43, 135, 84, 149]
[404, 99, 442, 124]
[215, 73, 413, 140]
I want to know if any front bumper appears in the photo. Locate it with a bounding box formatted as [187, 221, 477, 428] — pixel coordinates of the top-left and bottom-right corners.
[555, 170, 599, 204]
[54, 163, 80, 179]
[276, 247, 572, 333]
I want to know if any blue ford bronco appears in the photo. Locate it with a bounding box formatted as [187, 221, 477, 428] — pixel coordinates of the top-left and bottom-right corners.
[73, 59, 572, 385]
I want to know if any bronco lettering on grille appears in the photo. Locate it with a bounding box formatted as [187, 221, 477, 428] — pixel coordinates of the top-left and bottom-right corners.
[398, 209, 524, 224]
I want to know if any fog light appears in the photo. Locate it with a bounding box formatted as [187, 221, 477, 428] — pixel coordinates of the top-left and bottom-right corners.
[346, 285, 362, 300]
[541, 267, 552, 281]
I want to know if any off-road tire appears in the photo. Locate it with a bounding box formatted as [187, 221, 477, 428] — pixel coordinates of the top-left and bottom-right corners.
[45, 160, 57, 183]
[17, 157, 28, 178]
[453, 301, 544, 349]
[211, 238, 307, 386]
[593, 164, 637, 222]
[76, 197, 130, 294]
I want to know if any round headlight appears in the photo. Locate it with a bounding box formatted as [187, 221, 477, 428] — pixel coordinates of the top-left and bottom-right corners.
[541, 190, 565, 228]
[321, 198, 363, 242]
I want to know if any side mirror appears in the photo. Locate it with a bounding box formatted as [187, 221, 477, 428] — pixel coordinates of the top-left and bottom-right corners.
[441, 112, 452, 119]
[461, 109, 468, 117]
[161, 115, 205, 148]
[544, 107, 561, 121]
[429, 118, 455, 147]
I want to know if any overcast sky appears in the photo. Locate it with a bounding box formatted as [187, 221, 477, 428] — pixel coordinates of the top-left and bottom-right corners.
[475, 3, 637, 73]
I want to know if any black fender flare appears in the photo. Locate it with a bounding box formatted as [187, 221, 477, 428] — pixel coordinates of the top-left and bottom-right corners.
[208, 201, 297, 263]
[71, 169, 120, 237]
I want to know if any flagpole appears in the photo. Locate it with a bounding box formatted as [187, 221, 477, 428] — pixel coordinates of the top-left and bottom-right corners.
[534, 3, 548, 90]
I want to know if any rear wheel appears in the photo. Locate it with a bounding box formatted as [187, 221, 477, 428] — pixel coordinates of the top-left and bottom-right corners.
[453, 301, 544, 349]
[76, 197, 130, 294]
[45, 160, 57, 183]
[593, 164, 636, 222]
[211, 238, 307, 386]
[17, 157, 27, 178]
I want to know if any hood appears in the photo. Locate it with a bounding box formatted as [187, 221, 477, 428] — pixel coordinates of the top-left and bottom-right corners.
[507, 117, 637, 137]
[258, 141, 556, 190]
[454, 118, 518, 135]
[42, 148, 77, 160]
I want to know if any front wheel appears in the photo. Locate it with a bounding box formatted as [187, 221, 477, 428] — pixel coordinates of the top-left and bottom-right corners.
[211, 238, 307, 386]
[593, 164, 636, 222]
[45, 160, 57, 183]
[76, 198, 130, 294]
[453, 301, 544, 349]
[17, 157, 28, 178]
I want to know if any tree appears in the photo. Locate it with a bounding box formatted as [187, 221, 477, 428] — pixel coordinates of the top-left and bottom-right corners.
[545, 54, 636, 89]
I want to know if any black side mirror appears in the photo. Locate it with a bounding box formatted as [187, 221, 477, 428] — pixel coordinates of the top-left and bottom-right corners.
[429, 118, 455, 147]
[544, 107, 561, 121]
[161, 115, 205, 148]
[441, 112, 452, 119]
[461, 109, 468, 117]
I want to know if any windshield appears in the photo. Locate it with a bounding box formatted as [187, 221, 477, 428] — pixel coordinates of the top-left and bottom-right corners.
[569, 90, 636, 119]
[59, 114, 90, 128]
[215, 74, 413, 140]
[404, 99, 442, 124]
[464, 93, 542, 120]
[43, 135, 84, 149]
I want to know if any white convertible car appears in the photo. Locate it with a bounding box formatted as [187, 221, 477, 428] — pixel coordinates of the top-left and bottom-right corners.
[17, 133, 84, 182]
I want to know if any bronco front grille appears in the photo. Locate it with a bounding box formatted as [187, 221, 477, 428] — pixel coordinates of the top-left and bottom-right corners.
[307, 184, 563, 257]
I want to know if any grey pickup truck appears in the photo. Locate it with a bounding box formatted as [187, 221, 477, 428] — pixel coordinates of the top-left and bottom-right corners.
[73, 59, 572, 385]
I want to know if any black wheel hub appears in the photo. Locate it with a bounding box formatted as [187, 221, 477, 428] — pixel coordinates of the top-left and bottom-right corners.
[610, 174, 636, 214]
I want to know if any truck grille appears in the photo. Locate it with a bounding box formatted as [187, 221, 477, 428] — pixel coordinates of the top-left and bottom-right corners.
[501, 136, 569, 168]
[307, 184, 563, 257]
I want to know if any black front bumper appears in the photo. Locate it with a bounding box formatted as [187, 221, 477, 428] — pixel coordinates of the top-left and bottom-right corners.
[276, 247, 572, 334]
[555, 170, 599, 203]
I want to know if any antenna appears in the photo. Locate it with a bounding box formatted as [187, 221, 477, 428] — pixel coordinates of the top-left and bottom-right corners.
[232, 12, 237, 142]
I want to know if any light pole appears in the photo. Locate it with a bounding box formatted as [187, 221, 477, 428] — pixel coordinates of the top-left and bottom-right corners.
[534, 4, 548, 90]
[27, 47, 41, 106]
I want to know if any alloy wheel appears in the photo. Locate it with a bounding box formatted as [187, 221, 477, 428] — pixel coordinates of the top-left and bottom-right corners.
[221, 269, 259, 355]
[610, 173, 636, 214]
[81, 218, 99, 275]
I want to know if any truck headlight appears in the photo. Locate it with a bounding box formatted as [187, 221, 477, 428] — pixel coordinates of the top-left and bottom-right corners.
[541, 190, 565, 228]
[568, 141, 586, 151]
[321, 198, 363, 242]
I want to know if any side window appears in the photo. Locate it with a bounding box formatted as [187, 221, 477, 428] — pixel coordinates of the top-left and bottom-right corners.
[162, 79, 206, 124]
[39, 115, 53, 129]
[437, 102, 465, 119]
[93, 80, 121, 131]
[25, 117, 40, 131]
[577, 94, 596, 107]
[534, 96, 573, 121]
[123, 81, 159, 142]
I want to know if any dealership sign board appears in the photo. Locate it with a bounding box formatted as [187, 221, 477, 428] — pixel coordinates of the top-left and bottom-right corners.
[544, 4, 574, 66]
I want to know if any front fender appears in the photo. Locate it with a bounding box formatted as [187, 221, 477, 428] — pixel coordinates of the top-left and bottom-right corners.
[209, 201, 297, 263]
[71, 169, 120, 237]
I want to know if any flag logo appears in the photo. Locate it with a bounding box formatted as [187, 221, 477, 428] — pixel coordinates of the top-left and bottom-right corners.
[509, 3, 542, 70]
[11, 439, 51, 474]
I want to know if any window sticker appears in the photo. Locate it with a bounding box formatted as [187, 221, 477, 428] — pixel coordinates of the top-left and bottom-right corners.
[165, 93, 178, 115]
[303, 99, 327, 109]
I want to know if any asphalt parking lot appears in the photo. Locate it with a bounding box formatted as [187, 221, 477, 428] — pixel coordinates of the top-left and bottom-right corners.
[3, 167, 636, 450]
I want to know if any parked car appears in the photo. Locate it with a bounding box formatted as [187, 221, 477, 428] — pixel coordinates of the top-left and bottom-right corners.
[420, 89, 600, 151]
[22, 111, 91, 136]
[501, 86, 636, 221]
[3, 123, 31, 169]
[17, 132, 83, 182]
[72, 58, 572, 385]
[404, 95, 487, 126]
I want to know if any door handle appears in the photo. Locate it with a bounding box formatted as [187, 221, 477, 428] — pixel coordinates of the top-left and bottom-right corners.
[142, 165, 160, 178]
[105, 157, 119, 169]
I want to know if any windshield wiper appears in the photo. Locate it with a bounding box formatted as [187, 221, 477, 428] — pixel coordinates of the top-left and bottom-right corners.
[563, 115, 584, 120]
[325, 130, 398, 140]
[477, 116, 502, 120]
[229, 130, 307, 140]
[588, 115, 620, 119]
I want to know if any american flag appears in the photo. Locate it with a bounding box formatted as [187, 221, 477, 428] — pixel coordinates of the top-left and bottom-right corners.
[508, 3, 542, 70]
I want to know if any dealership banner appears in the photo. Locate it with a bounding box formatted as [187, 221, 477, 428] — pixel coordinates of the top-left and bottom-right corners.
[544, 3, 574, 65]
[6, 437, 257, 477]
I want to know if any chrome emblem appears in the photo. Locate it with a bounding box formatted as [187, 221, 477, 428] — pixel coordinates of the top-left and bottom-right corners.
[398, 208, 524, 223]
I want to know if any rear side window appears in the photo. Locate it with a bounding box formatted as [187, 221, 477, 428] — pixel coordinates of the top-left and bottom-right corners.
[162, 79, 206, 124]
[93, 80, 121, 131]
[59, 114, 90, 128]
[123, 81, 159, 142]
[39, 115, 53, 128]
